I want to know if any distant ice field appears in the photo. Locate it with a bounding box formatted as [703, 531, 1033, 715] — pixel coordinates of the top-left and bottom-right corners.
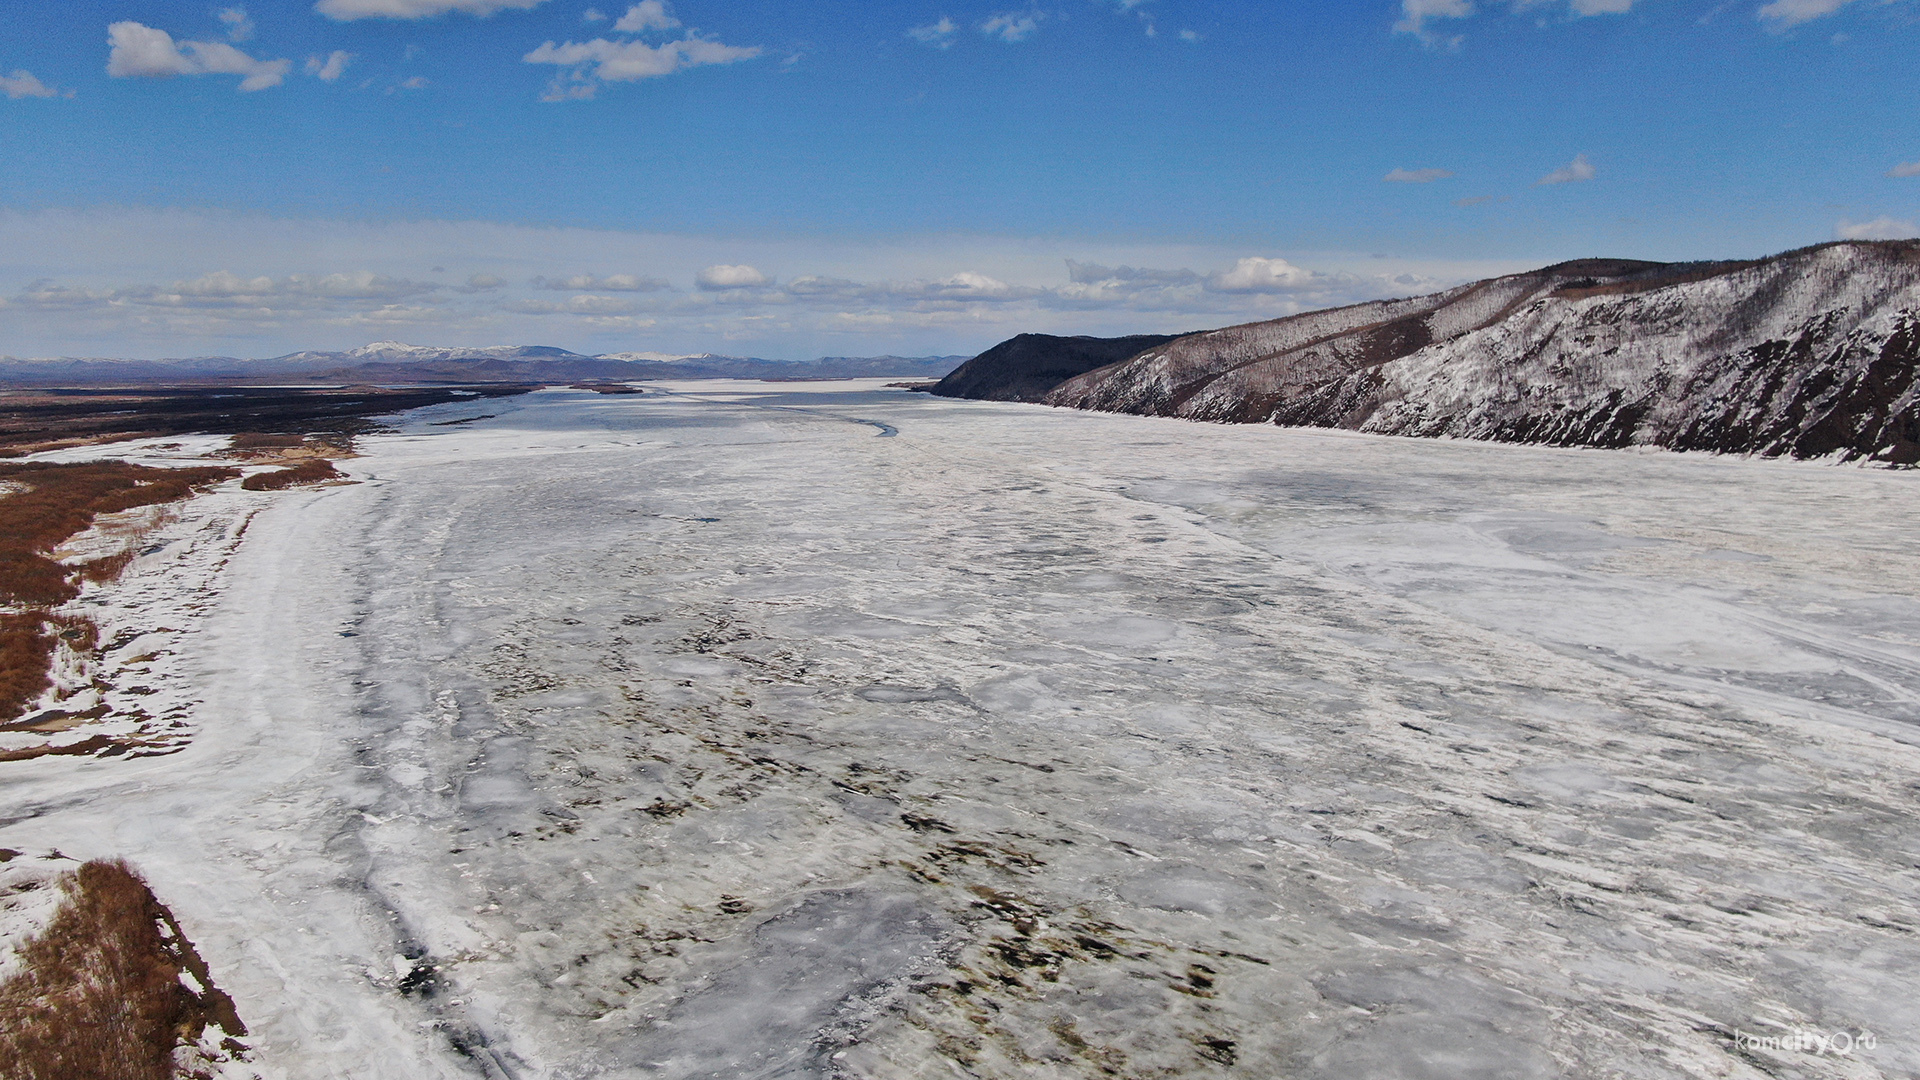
[6, 380, 1919, 1079]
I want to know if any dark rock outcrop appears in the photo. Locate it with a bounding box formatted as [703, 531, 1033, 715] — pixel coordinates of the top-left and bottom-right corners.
[927, 333, 1187, 403]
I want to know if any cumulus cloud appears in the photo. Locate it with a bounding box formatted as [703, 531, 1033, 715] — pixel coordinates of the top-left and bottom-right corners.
[981, 13, 1041, 41]
[1757, 0, 1862, 28]
[0, 71, 57, 99]
[1178, 29, 1201, 42]
[1836, 217, 1920, 240]
[613, 0, 679, 32]
[892, 272, 1036, 302]
[314, 0, 547, 19]
[533, 273, 670, 291]
[1395, 0, 1472, 45]
[219, 7, 255, 41]
[11, 281, 117, 310]
[1537, 153, 1596, 185]
[504, 294, 648, 315]
[524, 34, 760, 98]
[1207, 257, 1316, 293]
[1384, 167, 1454, 183]
[0, 206, 1505, 358]
[107, 21, 292, 92]
[8, 270, 445, 324]
[1888, 161, 1920, 179]
[696, 264, 771, 290]
[1399, 0, 1641, 45]
[908, 17, 958, 46]
[153, 269, 440, 303]
[306, 50, 353, 81]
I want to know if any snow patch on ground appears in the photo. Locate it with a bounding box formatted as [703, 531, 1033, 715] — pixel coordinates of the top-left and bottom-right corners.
[1, 382, 1916, 1078]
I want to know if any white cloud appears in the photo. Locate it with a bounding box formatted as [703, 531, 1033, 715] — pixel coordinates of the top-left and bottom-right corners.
[908, 17, 958, 46]
[0, 71, 57, 100]
[395, 75, 430, 90]
[0, 206, 1525, 359]
[1509, 0, 1642, 13]
[1888, 161, 1920, 179]
[696, 264, 770, 290]
[613, 1, 679, 32]
[533, 273, 670, 291]
[1384, 167, 1454, 183]
[1836, 216, 1920, 240]
[1206, 257, 1316, 293]
[1395, 0, 1473, 44]
[981, 13, 1041, 41]
[892, 272, 1037, 302]
[583, 7, 606, 21]
[1399, 0, 1642, 44]
[1756, 0, 1862, 28]
[107, 21, 292, 92]
[314, 0, 548, 19]
[504, 294, 649, 315]
[306, 50, 353, 81]
[1537, 153, 1596, 185]
[150, 269, 440, 304]
[524, 34, 760, 97]
[219, 7, 255, 41]
[1178, 28, 1201, 42]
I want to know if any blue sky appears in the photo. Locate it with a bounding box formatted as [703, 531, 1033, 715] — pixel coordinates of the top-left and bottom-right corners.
[0, 0, 1916, 359]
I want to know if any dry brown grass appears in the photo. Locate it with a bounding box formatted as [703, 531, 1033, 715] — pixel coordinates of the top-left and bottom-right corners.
[223, 433, 305, 451]
[0, 859, 248, 1080]
[239, 458, 342, 491]
[0, 614, 56, 722]
[0, 461, 235, 725]
[0, 462, 237, 608]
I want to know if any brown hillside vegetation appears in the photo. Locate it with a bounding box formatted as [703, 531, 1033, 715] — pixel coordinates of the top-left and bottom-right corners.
[0, 613, 57, 725]
[0, 461, 236, 724]
[0, 859, 249, 1080]
[0, 461, 238, 607]
[240, 458, 342, 491]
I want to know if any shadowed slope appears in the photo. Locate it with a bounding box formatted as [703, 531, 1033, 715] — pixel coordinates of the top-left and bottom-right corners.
[927, 333, 1188, 403]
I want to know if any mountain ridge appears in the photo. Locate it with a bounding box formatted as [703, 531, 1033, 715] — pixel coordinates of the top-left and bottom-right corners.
[941, 239, 1920, 464]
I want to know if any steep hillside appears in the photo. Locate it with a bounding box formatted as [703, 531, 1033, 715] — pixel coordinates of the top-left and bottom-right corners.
[927, 333, 1187, 402]
[1041, 241, 1920, 464]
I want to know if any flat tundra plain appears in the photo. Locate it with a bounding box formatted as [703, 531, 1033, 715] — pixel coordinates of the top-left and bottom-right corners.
[5, 381, 1919, 1080]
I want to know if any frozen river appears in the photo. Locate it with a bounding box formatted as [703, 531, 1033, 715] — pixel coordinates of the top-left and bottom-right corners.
[6, 380, 1920, 1079]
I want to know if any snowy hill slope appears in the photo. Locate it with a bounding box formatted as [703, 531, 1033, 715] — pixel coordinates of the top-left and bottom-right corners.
[1043, 240, 1920, 463]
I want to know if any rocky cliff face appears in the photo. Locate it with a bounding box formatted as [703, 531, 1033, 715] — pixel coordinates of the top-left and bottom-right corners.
[1041, 241, 1920, 464]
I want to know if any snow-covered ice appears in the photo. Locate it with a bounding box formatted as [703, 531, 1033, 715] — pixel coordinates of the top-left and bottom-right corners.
[3, 380, 1918, 1079]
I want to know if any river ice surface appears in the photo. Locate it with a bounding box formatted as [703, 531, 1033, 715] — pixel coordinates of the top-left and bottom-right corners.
[4, 380, 1919, 1079]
